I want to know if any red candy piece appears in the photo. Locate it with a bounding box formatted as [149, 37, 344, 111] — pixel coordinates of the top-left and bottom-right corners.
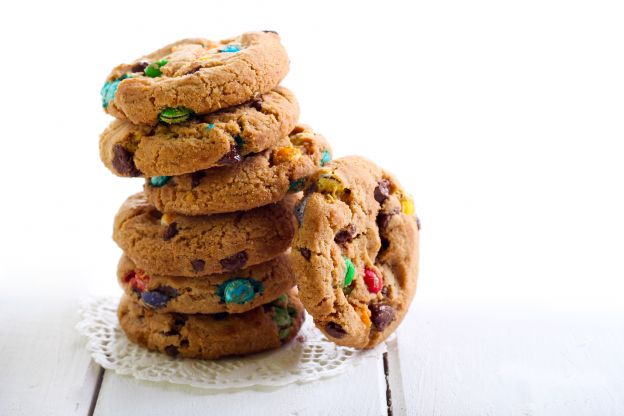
[124, 269, 149, 293]
[364, 267, 383, 293]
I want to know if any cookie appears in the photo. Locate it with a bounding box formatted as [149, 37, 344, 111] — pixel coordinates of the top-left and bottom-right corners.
[118, 289, 305, 359]
[102, 31, 289, 125]
[99, 87, 299, 177]
[144, 125, 332, 215]
[113, 192, 295, 277]
[291, 156, 419, 349]
[117, 252, 295, 314]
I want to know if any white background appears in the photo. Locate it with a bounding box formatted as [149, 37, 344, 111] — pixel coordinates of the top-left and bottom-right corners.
[1, 0, 622, 309]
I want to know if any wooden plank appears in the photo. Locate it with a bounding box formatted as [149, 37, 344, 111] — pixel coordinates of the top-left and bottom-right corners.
[387, 303, 624, 416]
[94, 354, 387, 416]
[0, 291, 102, 416]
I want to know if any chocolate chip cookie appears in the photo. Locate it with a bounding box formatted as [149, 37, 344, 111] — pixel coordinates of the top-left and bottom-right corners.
[118, 289, 304, 359]
[113, 192, 296, 277]
[291, 156, 419, 349]
[102, 31, 289, 125]
[99, 87, 299, 177]
[118, 253, 295, 314]
[144, 125, 332, 215]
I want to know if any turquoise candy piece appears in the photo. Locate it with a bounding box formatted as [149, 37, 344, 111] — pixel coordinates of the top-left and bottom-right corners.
[288, 178, 306, 193]
[234, 135, 245, 147]
[150, 176, 171, 187]
[219, 44, 241, 53]
[320, 149, 331, 166]
[100, 74, 129, 108]
[217, 278, 263, 304]
[205, 123, 215, 131]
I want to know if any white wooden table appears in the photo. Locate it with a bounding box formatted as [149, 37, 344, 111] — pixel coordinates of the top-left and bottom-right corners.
[2, 290, 622, 416]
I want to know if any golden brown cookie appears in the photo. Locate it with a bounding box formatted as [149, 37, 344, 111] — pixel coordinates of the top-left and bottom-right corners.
[117, 253, 295, 314]
[144, 125, 332, 215]
[101, 31, 289, 125]
[113, 192, 296, 277]
[99, 87, 299, 177]
[291, 156, 420, 349]
[118, 289, 304, 359]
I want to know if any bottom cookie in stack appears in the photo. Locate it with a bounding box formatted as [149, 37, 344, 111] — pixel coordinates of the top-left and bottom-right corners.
[118, 288, 304, 359]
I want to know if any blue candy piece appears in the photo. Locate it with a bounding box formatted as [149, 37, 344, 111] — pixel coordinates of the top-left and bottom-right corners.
[100, 74, 129, 108]
[288, 178, 306, 193]
[150, 176, 171, 187]
[219, 44, 242, 53]
[320, 149, 331, 166]
[141, 291, 170, 308]
[206, 123, 215, 131]
[294, 192, 313, 225]
[217, 278, 263, 304]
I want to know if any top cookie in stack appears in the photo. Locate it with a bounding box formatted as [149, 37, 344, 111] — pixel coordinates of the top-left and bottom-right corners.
[98, 31, 334, 360]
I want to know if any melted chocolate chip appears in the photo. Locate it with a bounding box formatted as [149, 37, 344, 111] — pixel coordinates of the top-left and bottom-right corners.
[213, 312, 229, 320]
[380, 237, 390, 252]
[191, 170, 206, 188]
[262, 30, 279, 34]
[377, 208, 400, 232]
[250, 96, 263, 111]
[163, 222, 178, 241]
[299, 247, 311, 260]
[381, 286, 389, 296]
[416, 216, 421, 230]
[186, 66, 202, 74]
[180, 339, 190, 348]
[218, 146, 243, 165]
[131, 60, 150, 73]
[334, 224, 356, 245]
[164, 345, 179, 357]
[374, 179, 391, 204]
[149, 209, 163, 220]
[111, 144, 141, 177]
[220, 251, 248, 271]
[191, 259, 205, 273]
[369, 304, 395, 331]
[325, 322, 347, 339]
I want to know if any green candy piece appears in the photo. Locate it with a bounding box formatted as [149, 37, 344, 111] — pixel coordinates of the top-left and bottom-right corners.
[276, 294, 288, 305]
[278, 327, 291, 340]
[159, 107, 193, 124]
[343, 257, 355, 287]
[144, 59, 168, 77]
[273, 306, 292, 327]
[150, 176, 171, 187]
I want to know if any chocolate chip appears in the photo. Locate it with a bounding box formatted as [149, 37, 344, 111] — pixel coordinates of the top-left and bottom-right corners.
[164, 345, 179, 357]
[172, 314, 188, 330]
[262, 30, 279, 34]
[416, 216, 421, 230]
[377, 208, 400, 232]
[325, 322, 347, 339]
[250, 96, 263, 111]
[220, 251, 248, 271]
[381, 286, 389, 296]
[299, 247, 311, 260]
[186, 66, 202, 74]
[213, 312, 229, 320]
[131, 60, 150, 73]
[191, 259, 205, 273]
[380, 237, 390, 252]
[180, 339, 190, 348]
[334, 224, 356, 245]
[141, 290, 173, 309]
[163, 222, 178, 241]
[191, 170, 206, 188]
[369, 304, 395, 331]
[157, 286, 179, 299]
[218, 146, 243, 165]
[374, 179, 391, 204]
[111, 144, 141, 177]
[149, 209, 163, 220]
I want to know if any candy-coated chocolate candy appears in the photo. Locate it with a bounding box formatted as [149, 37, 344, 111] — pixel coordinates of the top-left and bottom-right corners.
[219, 44, 241, 53]
[316, 173, 345, 198]
[150, 176, 171, 187]
[272, 306, 292, 327]
[400, 194, 415, 215]
[144, 59, 168, 78]
[141, 286, 179, 309]
[217, 278, 263, 304]
[320, 149, 331, 166]
[288, 178, 306, 193]
[159, 107, 192, 124]
[273, 146, 302, 164]
[363, 267, 383, 293]
[343, 257, 355, 287]
[100, 74, 129, 108]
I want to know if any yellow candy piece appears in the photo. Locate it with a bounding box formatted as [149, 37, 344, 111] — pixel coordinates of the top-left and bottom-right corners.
[184, 192, 196, 203]
[273, 146, 302, 164]
[161, 213, 176, 226]
[400, 194, 415, 215]
[290, 134, 315, 154]
[316, 174, 345, 198]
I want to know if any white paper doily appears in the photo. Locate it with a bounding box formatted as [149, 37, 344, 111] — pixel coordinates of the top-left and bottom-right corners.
[76, 295, 386, 390]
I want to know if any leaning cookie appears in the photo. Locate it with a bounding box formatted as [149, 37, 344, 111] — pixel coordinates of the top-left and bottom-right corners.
[144, 125, 332, 216]
[118, 289, 304, 359]
[102, 31, 289, 125]
[291, 156, 420, 349]
[99, 87, 299, 177]
[113, 192, 296, 277]
[117, 253, 295, 314]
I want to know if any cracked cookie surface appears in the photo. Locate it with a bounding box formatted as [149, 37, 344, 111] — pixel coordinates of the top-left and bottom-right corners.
[113, 192, 296, 277]
[118, 288, 304, 359]
[291, 156, 419, 349]
[144, 125, 332, 215]
[118, 253, 295, 314]
[102, 31, 289, 125]
[100, 87, 299, 177]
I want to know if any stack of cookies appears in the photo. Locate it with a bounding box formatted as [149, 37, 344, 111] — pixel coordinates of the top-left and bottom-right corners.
[99, 32, 333, 359]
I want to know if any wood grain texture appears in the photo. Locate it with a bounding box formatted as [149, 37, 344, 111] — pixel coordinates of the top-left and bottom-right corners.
[388, 303, 624, 416]
[94, 356, 387, 416]
[0, 292, 101, 416]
